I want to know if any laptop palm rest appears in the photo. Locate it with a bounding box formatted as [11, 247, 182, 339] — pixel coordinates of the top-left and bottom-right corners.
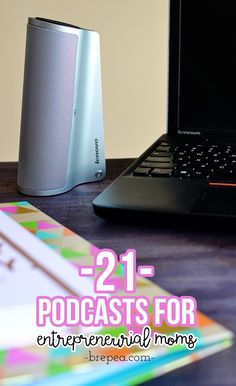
[191, 186, 236, 215]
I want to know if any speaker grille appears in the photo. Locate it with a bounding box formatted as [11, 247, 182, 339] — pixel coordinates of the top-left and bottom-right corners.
[18, 25, 78, 191]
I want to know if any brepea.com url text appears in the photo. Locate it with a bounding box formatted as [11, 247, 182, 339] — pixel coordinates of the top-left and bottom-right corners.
[85, 350, 153, 365]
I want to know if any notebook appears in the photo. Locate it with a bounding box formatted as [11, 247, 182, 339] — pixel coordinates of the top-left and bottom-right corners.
[0, 202, 233, 385]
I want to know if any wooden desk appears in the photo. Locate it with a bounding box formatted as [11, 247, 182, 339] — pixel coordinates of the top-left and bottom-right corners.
[0, 160, 235, 386]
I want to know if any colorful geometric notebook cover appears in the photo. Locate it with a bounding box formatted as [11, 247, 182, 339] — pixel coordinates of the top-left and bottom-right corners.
[0, 201, 233, 386]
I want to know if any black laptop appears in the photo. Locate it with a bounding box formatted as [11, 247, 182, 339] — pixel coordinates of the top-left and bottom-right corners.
[93, 0, 236, 221]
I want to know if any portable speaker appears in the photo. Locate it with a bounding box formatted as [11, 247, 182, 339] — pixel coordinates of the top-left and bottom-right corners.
[17, 17, 106, 196]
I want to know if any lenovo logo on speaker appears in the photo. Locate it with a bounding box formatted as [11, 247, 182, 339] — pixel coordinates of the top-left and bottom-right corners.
[95, 138, 100, 164]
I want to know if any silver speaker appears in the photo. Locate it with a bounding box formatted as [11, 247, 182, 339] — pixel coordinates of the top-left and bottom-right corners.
[17, 18, 106, 196]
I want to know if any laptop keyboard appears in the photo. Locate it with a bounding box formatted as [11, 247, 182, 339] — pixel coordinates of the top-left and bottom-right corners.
[132, 142, 236, 180]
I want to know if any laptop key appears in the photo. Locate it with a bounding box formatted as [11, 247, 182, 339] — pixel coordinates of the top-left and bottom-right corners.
[211, 171, 236, 180]
[179, 170, 190, 177]
[151, 168, 173, 176]
[133, 167, 151, 176]
[193, 171, 203, 177]
[155, 146, 171, 151]
[141, 162, 176, 168]
[146, 156, 173, 163]
[151, 151, 174, 157]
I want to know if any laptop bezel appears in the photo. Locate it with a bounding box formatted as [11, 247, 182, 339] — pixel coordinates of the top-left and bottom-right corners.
[167, 0, 236, 140]
[167, 0, 181, 135]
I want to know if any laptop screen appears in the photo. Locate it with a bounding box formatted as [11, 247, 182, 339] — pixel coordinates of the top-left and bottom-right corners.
[176, 0, 236, 133]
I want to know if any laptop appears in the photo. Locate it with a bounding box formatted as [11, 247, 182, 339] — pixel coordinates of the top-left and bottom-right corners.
[93, 0, 236, 221]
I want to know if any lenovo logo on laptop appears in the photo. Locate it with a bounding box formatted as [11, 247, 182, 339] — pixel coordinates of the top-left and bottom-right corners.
[177, 130, 201, 136]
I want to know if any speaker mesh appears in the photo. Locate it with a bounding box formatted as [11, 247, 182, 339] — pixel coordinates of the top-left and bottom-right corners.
[18, 25, 77, 190]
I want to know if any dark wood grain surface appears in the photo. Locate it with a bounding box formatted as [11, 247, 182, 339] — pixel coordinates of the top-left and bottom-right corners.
[0, 160, 235, 386]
